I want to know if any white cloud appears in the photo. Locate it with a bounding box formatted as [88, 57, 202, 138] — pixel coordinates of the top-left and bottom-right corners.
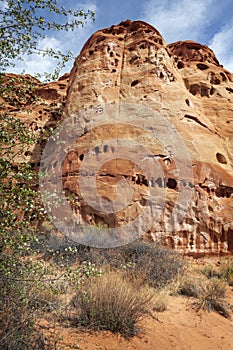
[141, 0, 233, 72]
[10, 37, 63, 76]
[142, 0, 214, 43]
[209, 24, 233, 72]
[8, 1, 97, 79]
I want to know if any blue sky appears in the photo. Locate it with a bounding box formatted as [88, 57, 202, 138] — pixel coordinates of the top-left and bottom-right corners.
[7, 0, 233, 76]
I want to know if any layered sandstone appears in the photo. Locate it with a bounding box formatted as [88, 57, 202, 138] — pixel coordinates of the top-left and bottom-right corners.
[3, 20, 233, 255]
[61, 20, 233, 255]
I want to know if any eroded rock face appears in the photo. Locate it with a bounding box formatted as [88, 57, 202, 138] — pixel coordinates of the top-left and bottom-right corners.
[4, 20, 232, 255]
[1, 73, 69, 165]
[61, 20, 233, 255]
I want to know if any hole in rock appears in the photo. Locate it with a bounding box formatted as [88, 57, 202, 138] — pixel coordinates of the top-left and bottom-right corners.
[140, 198, 147, 206]
[196, 63, 209, 70]
[166, 178, 177, 189]
[209, 73, 221, 85]
[189, 84, 198, 96]
[94, 146, 100, 155]
[155, 177, 163, 187]
[190, 234, 194, 246]
[131, 80, 139, 87]
[220, 72, 227, 82]
[215, 185, 233, 198]
[216, 152, 227, 164]
[177, 61, 184, 69]
[135, 174, 148, 186]
[210, 87, 215, 95]
[103, 145, 108, 153]
[79, 154, 84, 161]
[200, 86, 209, 97]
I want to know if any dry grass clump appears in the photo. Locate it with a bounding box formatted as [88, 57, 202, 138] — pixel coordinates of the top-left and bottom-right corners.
[220, 258, 233, 285]
[200, 258, 233, 286]
[197, 278, 231, 318]
[73, 271, 156, 337]
[178, 265, 232, 319]
[152, 289, 169, 312]
[201, 265, 222, 280]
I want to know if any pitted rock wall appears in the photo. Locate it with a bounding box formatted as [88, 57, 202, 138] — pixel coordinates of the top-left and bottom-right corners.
[62, 20, 233, 255]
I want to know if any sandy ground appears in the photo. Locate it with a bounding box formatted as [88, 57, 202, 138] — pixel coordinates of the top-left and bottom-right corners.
[40, 291, 233, 350]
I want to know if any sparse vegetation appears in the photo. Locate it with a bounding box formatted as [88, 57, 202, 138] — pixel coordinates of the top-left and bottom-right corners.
[122, 241, 184, 288]
[72, 271, 156, 338]
[179, 275, 204, 298]
[220, 258, 233, 285]
[178, 264, 232, 319]
[197, 278, 231, 319]
[66, 241, 184, 289]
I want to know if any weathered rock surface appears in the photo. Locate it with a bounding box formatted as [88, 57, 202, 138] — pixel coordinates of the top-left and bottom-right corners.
[62, 20, 233, 255]
[1, 73, 69, 165]
[3, 20, 233, 255]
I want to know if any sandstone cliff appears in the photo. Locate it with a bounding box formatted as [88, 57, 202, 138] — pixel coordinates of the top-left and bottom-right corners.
[3, 20, 233, 255]
[60, 20, 233, 255]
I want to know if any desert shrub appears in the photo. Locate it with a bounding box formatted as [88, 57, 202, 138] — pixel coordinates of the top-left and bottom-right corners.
[70, 241, 184, 289]
[220, 258, 233, 285]
[178, 275, 205, 297]
[201, 265, 222, 280]
[152, 289, 169, 312]
[197, 278, 231, 318]
[73, 271, 156, 337]
[201, 259, 233, 286]
[122, 241, 184, 288]
[0, 256, 50, 350]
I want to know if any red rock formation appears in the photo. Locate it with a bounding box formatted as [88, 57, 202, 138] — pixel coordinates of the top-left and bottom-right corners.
[1, 73, 69, 164]
[59, 20, 233, 255]
[3, 20, 233, 255]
